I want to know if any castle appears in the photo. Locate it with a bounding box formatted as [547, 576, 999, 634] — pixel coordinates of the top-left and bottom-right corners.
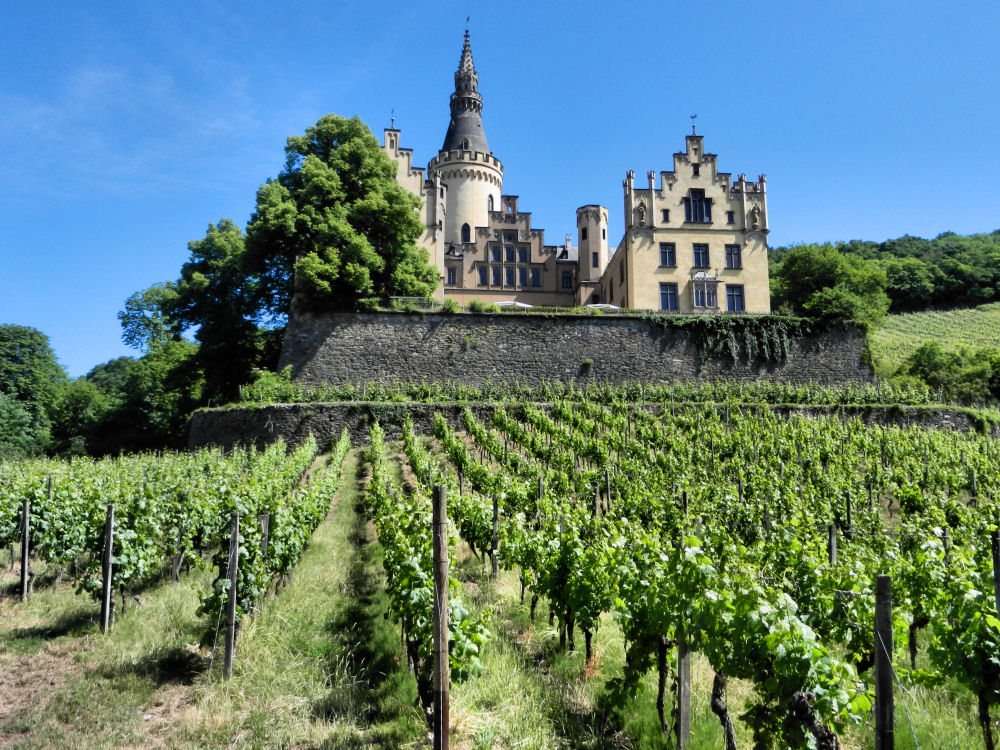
[381, 31, 771, 314]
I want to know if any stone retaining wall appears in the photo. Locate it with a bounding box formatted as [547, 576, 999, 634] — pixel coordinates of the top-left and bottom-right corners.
[277, 311, 874, 387]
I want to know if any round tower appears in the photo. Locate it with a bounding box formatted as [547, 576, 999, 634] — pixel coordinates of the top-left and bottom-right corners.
[428, 30, 503, 247]
[576, 205, 609, 282]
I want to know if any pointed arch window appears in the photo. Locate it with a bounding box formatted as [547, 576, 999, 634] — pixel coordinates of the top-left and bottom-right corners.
[461, 223, 471, 243]
[487, 195, 494, 212]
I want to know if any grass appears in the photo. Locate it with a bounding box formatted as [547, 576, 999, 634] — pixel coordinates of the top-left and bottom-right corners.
[870, 302, 1000, 375]
[0, 447, 426, 749]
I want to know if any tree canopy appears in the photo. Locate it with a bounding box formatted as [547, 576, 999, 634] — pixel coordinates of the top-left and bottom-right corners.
[244, 114, 439, 314]
[770, 244, 889, 330]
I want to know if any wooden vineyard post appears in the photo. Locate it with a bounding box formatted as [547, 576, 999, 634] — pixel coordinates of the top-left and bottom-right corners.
[828, 524, 837, 566]
[100, 504, 115, 633]
[432, 485, 450, 750]
[875, 575, 894, 750]
[593, 484, 599, 517]
[992, 530, 1000, 618]
[846, 492, 853, 540]
[223, 512, 239, 681]
[19, 495, 30, 602]
[605, 467, 612, 513]
[491, 494, 499, 583]
[676, 625, 691, 749]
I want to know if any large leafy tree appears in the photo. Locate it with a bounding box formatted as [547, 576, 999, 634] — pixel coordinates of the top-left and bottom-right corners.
[771, 244, 889, 330]
[244, 114, 438, 314]
[0, 325, 66, 452]
[171, 219, 276, 402]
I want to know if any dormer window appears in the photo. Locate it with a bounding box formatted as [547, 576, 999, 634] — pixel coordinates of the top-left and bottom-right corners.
[462, 138, 470, 150]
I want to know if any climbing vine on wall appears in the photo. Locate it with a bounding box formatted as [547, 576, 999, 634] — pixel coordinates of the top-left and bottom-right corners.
[639, 313, 822, 366]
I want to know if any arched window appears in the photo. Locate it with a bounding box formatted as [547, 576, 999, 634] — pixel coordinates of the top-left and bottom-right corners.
[461, 223, 471, 243]
[487, 195, 494, 212]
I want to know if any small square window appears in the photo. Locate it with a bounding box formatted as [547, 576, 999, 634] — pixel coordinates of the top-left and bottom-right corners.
[661, 209, 670, 223]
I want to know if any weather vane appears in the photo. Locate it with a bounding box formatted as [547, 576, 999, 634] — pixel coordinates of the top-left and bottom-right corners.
[690, 114, 697, 135]
[390, 108, 395, 129]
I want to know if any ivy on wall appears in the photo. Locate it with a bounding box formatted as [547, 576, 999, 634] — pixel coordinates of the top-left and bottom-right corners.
[639, 313, 823, 365]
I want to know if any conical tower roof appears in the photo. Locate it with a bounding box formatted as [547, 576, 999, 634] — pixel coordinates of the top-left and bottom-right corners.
[441, 30, 490, 154]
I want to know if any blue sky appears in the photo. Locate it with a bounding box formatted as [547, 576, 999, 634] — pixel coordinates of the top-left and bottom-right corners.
[2, 0, 998, 377]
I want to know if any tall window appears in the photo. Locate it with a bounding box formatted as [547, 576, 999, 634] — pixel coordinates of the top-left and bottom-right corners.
[488, 195, 494, 212]
[531, 268, 541, 287]
[519, 267, 528, 286]
[725, 244, 742, 269]
[505, 247, 515, 263]
[726, 285, 745, 312]
[683, 189, 711, 223]
[659, 242, 676, 267]
[562, 271, 572, 289]
[726, 210, 734, 225]
[693, 280, 718, 308]
[478, 267, 487, 286]
[505, 267, 515, 287]
[592, 251, 599, 268]
[661, 209, 670, 223]
[692, 164, 700, 177]
[581, 227, 588, 240]
[447, 267, 457, 286]
[492, 267, 501, 286]
[693, 244, 710, 269]
[518, 247, 528, 263]
[660, 283, 678, 311]
[461, 223, 471, 243]
[491, 246, 501, 262]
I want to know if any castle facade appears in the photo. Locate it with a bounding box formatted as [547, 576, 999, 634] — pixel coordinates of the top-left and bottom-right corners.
[381, 31, 770, 313]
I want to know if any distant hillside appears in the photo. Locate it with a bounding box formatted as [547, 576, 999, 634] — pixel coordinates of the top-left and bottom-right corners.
[869, 302, 1000, 375]
[771, 229, 1000, 313]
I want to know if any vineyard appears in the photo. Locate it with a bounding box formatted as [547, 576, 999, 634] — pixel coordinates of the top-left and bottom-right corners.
[2, 394, 1000, 748]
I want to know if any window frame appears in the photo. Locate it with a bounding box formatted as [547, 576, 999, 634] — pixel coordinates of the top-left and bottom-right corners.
[693, 243, 710, 269]
[659, 242, 676, 268]
[659, 282, 678, 311]
[726, 284, 745, 313]
[724, 244, 742, 270]
[683, 189, 712, 223]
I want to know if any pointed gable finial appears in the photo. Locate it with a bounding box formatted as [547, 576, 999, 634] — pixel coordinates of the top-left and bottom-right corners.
[459, 25, 474, 72]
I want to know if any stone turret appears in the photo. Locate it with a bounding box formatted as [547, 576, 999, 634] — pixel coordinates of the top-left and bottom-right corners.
[429, 30, 503, 247]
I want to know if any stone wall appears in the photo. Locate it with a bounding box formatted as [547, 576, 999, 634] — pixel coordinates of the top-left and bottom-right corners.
[278, 311, 874, 387]
[189, 402, 998, 453]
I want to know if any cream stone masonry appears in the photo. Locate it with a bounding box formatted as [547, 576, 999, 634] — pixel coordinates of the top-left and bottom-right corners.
[601, 134, 770, 313]
[381, 32, 770, 312]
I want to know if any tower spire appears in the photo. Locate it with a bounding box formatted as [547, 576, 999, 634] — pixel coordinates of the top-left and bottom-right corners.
[441, 29, 490, 153]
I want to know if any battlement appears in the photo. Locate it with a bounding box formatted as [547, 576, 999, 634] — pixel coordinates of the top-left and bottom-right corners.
[429, 149, 504, 172]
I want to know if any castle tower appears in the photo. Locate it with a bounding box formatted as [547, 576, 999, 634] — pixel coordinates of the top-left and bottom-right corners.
[576, 205, 609, 283]
[428, 30, 504, 247]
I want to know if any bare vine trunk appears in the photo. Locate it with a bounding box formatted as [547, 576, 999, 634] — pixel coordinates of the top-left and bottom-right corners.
[789, 691, 839, 750]
[980, 689, 996, 750]
[711, 672, 738, 750]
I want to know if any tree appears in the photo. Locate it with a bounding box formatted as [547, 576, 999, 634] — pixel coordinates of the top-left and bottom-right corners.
[119, 283, 181, 352]
[771, 245, 889, 329]
[244, 114, 439, 315]
[48, 378, 109, 455]
[0, 325, 66, 452]
[0, 392, 40, 458]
